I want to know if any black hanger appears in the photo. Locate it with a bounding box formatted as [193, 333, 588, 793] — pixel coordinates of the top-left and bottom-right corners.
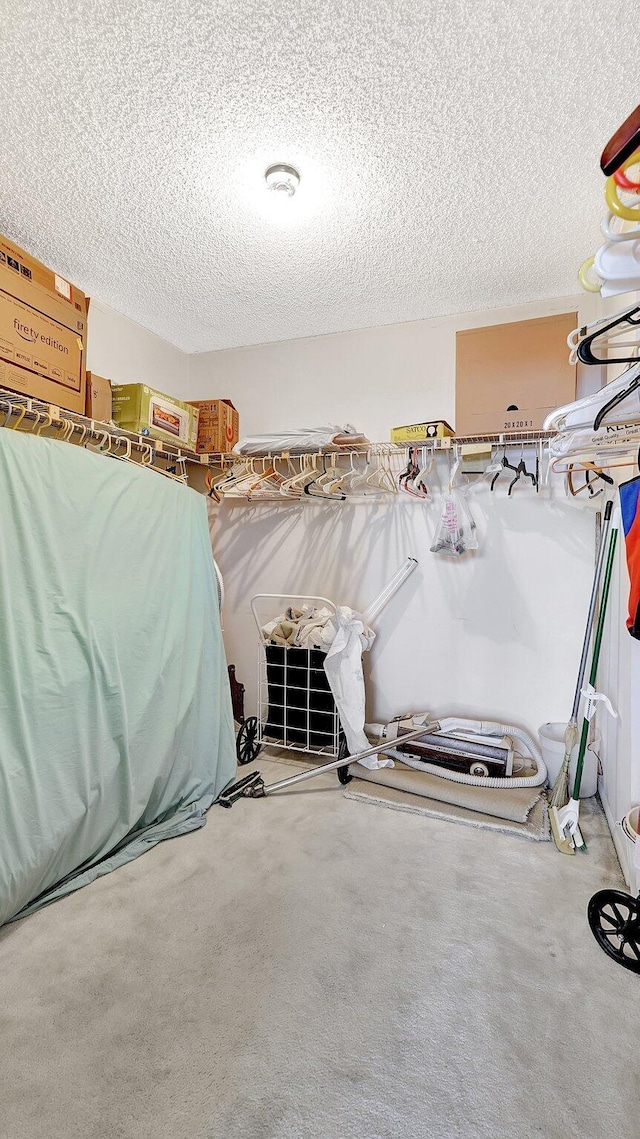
[577, 304, 640, 366]
[491, 443, 538, 494]
[507, 457, 537, 495]
[490, 447, 520, 491]
[304, 454, 345, 500]
[399, 447, 419, 491]
[593, 366, 640, 430]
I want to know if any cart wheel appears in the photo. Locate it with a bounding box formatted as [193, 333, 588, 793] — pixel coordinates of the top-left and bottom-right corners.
[236, 717, 261, 766]
[336, 735, 353, 785]
[587, 889, 640, 974]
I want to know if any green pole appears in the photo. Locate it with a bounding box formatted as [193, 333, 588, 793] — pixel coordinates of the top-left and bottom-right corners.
[571, 527, 618, 802]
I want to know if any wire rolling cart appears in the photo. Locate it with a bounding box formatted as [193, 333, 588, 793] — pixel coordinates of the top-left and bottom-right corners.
[235, 593, 351, 779]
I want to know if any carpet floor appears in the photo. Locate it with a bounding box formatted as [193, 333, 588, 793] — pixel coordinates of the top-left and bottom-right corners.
[0, 756, 637, 1139]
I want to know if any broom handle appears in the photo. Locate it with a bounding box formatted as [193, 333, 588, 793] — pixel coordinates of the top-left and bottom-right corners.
[569, 500, 614, 725]
[572, 525, 618, 800]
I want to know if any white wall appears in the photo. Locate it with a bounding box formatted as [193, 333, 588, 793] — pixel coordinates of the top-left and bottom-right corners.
[211, 479, 595, 748]
[188, 294, 595, 439]
[87, 299, 191, 392]
[88, 286, 638, 875]
[196, 295, 613, 784]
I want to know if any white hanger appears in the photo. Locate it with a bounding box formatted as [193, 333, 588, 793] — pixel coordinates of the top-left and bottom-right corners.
[544, 360, 640, 433]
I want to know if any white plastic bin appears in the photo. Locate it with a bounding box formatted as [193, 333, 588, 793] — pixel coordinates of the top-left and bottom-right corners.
[538, 721, 600, 798]
[621, 807, 640, 893]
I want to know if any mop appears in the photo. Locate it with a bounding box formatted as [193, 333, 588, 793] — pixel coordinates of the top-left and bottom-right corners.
[549, 504, 618, 854]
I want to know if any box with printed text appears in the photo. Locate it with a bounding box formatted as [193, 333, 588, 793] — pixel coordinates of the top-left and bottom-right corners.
[111, 383, 199, 451]
[0, 233, 88, 414]
[187, 399, 239, 453]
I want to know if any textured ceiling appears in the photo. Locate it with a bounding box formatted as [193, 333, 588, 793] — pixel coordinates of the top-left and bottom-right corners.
[0, 1, 636, 353]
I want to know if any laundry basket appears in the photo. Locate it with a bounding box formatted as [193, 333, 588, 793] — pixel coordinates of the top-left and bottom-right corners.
[235, 594, 347, 766]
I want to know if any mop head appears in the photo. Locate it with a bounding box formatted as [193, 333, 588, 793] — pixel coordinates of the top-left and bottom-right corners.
[547, 725, 582, 854]
[550, 798, 586, 855]
[549, 757, 576, 854]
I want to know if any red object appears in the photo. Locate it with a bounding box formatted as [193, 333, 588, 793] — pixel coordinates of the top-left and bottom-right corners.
[601, 105, 640, 176]
[614, 163, 640, 191]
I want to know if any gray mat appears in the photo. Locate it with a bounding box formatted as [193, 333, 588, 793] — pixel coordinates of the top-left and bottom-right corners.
[351, 759, 543, 822]
[345, 780, 550, 841]
[263, 746, 549, 837]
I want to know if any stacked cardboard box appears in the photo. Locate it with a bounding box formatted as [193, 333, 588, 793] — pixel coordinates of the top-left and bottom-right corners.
[0, 233, 88, 414]
[85, 372, 112, 422]
[188, 399, 239, 454]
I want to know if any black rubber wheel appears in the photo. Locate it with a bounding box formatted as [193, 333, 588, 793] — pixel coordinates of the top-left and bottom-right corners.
[588, 889, 640, 974]
[236, 716, 261, 766]
[336, 734, 353, 785]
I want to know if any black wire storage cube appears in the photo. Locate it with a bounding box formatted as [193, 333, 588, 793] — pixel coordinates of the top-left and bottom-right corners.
[235, 594, 343, 765]
[263, 644, 339, 750]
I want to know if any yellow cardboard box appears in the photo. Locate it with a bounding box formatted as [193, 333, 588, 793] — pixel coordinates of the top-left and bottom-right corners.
[390, 420, 454, 443]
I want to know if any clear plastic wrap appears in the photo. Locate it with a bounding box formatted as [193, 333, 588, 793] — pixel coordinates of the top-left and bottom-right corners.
[430, 489, 478, 557]
[233, 425, 368, 456]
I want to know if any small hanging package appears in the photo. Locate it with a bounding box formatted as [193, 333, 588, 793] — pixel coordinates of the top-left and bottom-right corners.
[430, 489, 478, 557]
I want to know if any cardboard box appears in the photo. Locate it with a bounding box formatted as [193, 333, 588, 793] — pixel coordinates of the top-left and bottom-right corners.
[187, 399, 239, 453]
[0, 233, 88, 414]
[455, 313, 577, 435]
[390, 420, 454, 443]
[85, 372, 112, 423]
[111, 383, 199, 451]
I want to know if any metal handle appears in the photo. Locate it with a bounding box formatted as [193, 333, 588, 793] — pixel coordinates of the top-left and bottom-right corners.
[258, 721, 441, 796]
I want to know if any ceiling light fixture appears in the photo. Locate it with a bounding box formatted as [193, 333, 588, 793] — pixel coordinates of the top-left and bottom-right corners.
[265, 164, 300, 197]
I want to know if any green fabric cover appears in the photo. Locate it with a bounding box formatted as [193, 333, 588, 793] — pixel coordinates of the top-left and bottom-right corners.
[0, 429, 236, 926]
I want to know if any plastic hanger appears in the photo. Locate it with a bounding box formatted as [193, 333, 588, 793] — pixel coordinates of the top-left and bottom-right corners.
[593, 372, 640, 430]
[566, 462, 615, 498]
[576, 303, 640, 366]
[594, 242, 640, 286]
[568, 308, 640, 366]
[9, 405, 27, 431]
[507, 445, 538, 495]
[605, 175, 640, 222]
[326, 451, 356, 496]
[545, 360, 640, 433]
[304, 454, 345, 500]
[602, 109, 640, 175]
[399, 448, 423, 497]
[600, 211, 640, 244]
[490, 444, 520, 491]
[365, 450, 397, 495]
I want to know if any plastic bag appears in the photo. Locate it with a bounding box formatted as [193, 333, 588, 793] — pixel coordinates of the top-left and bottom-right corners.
[430, 489, 478, 557]
[233, 425, 368, 456]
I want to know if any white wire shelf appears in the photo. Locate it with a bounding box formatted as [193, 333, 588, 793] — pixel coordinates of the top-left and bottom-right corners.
[0, 386, 231, 483]
[198, 429, 555, 465]
[0, 385, 556, 485]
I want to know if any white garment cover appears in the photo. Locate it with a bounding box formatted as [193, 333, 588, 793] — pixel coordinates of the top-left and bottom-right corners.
[323, 608, 392, 769]
[233, 425, 362, 456]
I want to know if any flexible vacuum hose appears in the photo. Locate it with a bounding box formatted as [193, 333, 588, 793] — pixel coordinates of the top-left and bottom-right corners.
[366, 716, 547, 789]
